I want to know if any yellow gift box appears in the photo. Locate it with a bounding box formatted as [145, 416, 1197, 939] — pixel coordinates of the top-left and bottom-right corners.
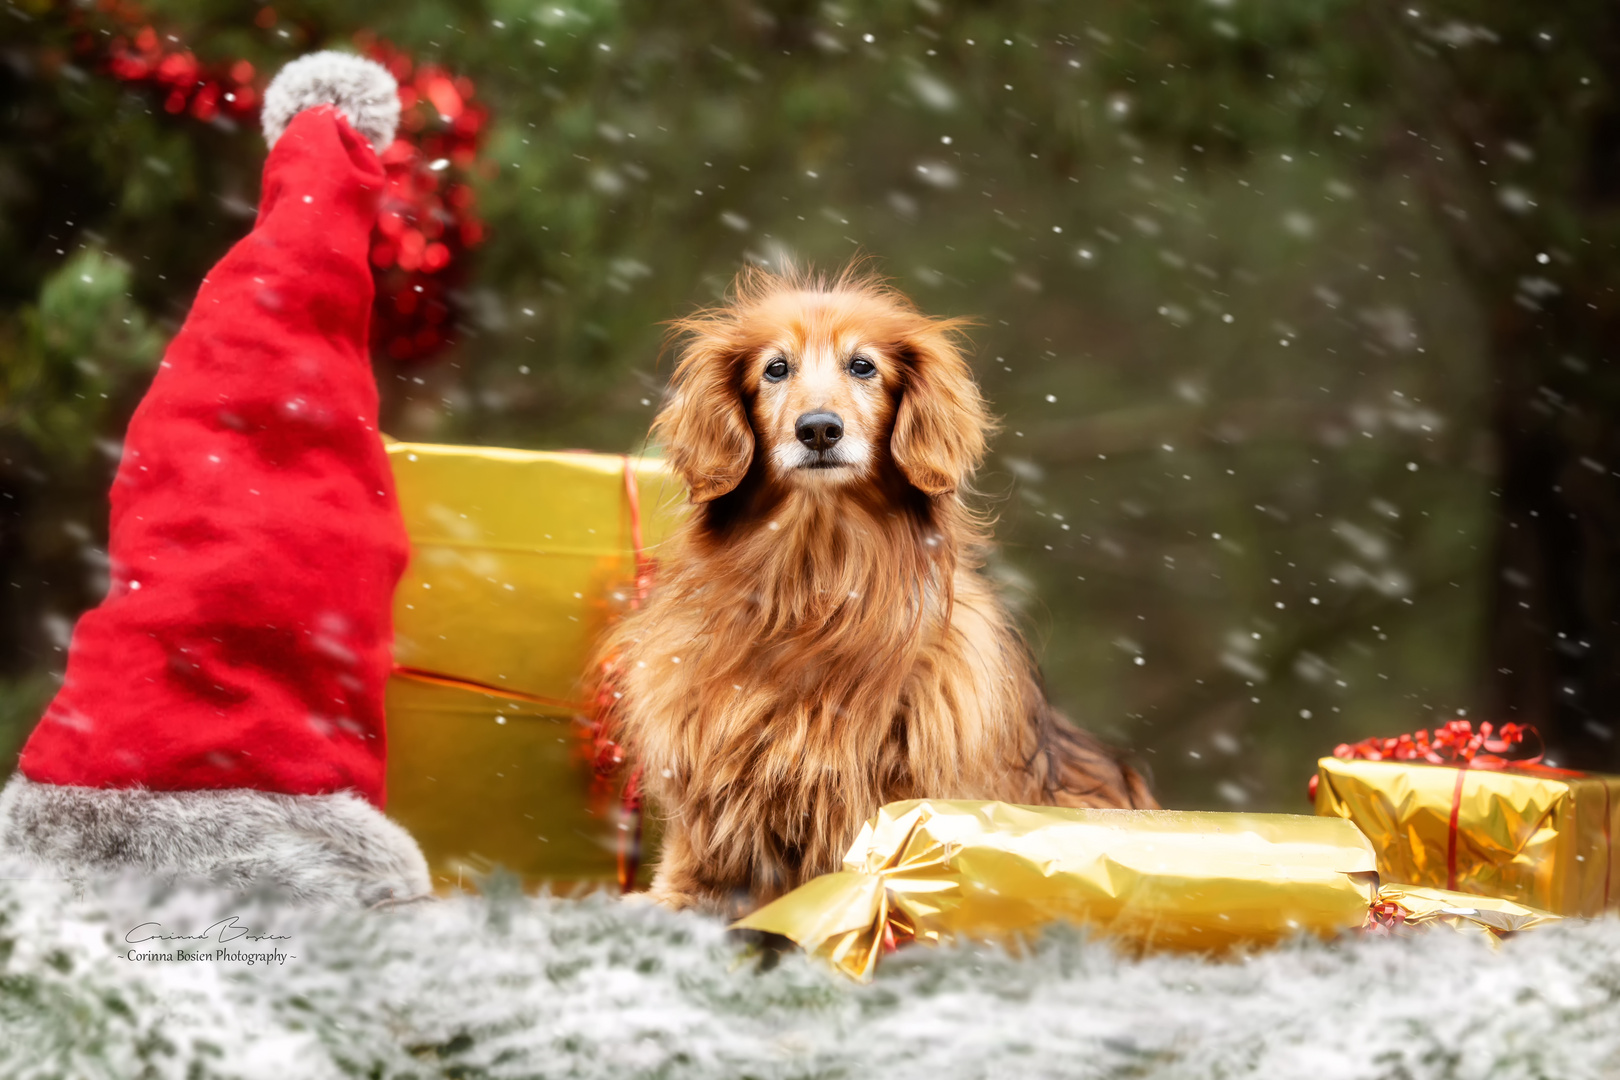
[381, 442, 683, 889]
[1314, 755, 1620, 917]
[734, 800, 1555, 981]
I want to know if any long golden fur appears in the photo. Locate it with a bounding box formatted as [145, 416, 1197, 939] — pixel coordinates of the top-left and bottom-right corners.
[594, 266, 1155, 914]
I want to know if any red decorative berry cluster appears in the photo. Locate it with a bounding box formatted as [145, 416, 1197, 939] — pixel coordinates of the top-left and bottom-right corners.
[65, 2, 486, 367]
[357, 34, 487, 363]
[102, 23, 261, 121]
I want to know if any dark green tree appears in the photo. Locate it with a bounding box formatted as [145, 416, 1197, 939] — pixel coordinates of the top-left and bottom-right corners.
[1049, 0, 1620, 767]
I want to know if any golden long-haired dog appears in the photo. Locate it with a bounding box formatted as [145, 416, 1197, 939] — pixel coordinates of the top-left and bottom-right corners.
[595, 266, 1155, 914]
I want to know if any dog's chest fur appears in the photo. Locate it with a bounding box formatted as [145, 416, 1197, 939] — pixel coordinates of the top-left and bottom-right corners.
[627, 637, 927, 899]
[607, 499, 1038, 903]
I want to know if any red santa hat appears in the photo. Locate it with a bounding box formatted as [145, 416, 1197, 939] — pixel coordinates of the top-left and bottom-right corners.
[0, 53, 429, 905]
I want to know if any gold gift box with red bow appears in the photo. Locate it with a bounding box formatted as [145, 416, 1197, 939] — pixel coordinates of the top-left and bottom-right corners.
[381, 442, 683, 890]
[1313, 720, 1620, 917]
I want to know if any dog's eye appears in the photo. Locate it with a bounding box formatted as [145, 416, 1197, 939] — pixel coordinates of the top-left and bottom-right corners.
[849, 356, 877, 378]
[763, 357, 790, 382]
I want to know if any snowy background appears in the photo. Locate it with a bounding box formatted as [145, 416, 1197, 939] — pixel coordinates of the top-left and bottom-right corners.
[4, 6, 1620, 1072]
[5, 869, 1620, 1080]
[10, 1, 1615, 810]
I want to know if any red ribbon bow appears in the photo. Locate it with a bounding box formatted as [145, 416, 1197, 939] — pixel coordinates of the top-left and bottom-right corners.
[1364, 899, 1408, 935]
[1330, 718, 1538, 769]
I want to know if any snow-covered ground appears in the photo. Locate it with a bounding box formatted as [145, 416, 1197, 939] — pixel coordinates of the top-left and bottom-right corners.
[4, 865, 1618, 1079]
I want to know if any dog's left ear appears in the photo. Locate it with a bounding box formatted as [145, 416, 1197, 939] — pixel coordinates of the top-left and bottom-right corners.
[890, 319, 992, 496]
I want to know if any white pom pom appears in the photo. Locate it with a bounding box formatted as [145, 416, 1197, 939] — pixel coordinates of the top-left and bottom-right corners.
[261, 51, 400, 152]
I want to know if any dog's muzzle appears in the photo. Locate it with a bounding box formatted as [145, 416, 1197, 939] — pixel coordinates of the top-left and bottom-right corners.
[793, 412, 847, 469]
[795, 412, 844, 451]
[779, 412, 863, 472]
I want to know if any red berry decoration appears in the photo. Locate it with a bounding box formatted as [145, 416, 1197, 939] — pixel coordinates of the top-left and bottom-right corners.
[70, 3, 487, 368]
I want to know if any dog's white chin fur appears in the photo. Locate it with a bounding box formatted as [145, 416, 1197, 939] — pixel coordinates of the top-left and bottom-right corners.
[0, 774, 432, 907]
[769, 438, 872, 483]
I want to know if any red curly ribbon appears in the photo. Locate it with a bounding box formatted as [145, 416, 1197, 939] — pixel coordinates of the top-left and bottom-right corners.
[1364, 899, 1407, 935]
[622, 457, 655, 613]
[610, 456, 654, 894]
[1331, 718, 1538, 769]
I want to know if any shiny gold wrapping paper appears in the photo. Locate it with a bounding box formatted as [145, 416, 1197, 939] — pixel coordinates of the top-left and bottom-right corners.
[1375, 884, 1557, 939]
[1314, 757, 1620, 917]
[736, 800, 1384, 981]
[381, 442, 683, 888]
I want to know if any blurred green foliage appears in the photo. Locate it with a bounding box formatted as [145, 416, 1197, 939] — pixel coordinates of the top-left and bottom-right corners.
[2, 250, 163, 461]
[3, 0, 1616, 807]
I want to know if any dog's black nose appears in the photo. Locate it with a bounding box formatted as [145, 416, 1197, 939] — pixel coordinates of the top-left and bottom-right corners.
[795, 412, 844, 451]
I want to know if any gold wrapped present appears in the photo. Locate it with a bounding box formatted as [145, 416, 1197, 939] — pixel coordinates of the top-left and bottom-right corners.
[1314, 723, 1620, 917]
[734, 799, 1555, 981]
[1371, 884, 1557, 940]
[381, 442, 683, 889]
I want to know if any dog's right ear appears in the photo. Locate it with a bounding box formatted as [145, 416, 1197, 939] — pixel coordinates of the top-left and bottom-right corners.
[654, 333, 755, 503]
